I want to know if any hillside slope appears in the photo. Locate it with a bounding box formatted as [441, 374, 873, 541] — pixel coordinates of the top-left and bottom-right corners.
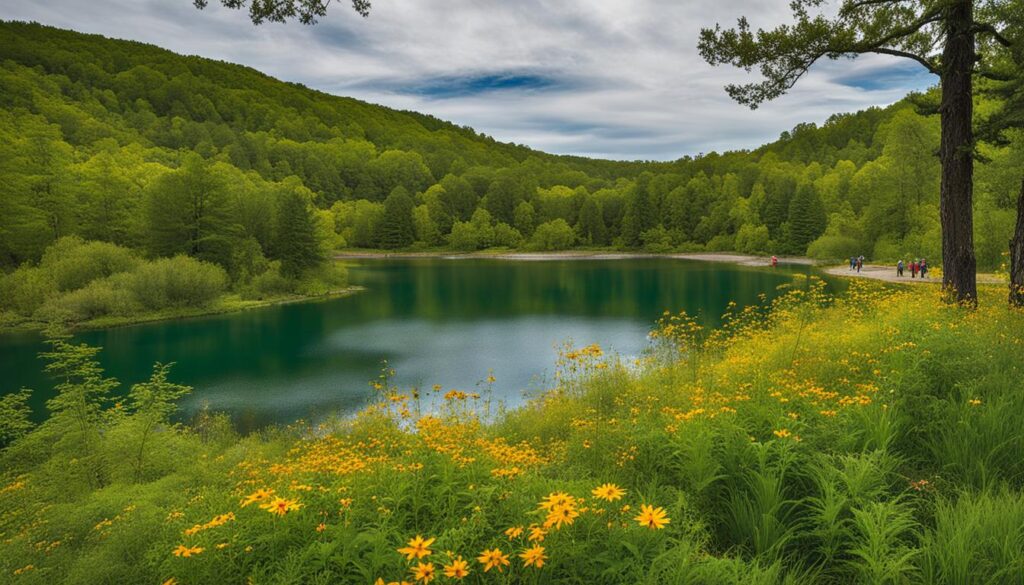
[1, 20, 1021, 274]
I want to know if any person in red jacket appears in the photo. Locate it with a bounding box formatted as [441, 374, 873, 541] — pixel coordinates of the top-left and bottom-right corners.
[771, 255, 778, 268]
[910, 260, 918, 278]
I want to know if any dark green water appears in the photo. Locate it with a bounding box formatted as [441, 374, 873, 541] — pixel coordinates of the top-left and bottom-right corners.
[0, 258, 813, 430]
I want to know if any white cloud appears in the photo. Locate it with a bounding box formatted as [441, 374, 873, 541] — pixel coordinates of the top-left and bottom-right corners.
[1, 0, 936, 160]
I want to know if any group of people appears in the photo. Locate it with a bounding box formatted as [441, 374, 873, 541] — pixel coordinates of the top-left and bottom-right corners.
[848, 256, 929, 279]
[849, 255, 865, 273]
[896, 258, 928, 278]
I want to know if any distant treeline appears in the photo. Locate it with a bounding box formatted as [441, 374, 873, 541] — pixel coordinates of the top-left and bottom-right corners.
[1, 20, 1022, 283]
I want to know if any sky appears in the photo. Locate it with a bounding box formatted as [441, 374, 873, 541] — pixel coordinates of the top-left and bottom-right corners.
[1, 0, 937, 161]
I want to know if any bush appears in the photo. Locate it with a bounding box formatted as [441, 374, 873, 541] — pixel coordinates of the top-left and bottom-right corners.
[705, 234, 735, 252]
[243, 262, 294, 299]
[294, 262, 349, 296]
[492, 222, 524, 248]
[447, 221, 483, 251]
[0, 264, 57, 317]
[128, 255, 228, 310]
[640, 226, 673, 253]
[529, 219, 575, 251]
[807, 234, 863, 261]
[734, 224, 770, 255]
[36, 274, 138, 322]
[39, 236, 140, 292]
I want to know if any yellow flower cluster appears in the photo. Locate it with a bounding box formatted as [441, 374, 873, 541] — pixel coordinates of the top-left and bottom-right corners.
[183, 512, 235, 536]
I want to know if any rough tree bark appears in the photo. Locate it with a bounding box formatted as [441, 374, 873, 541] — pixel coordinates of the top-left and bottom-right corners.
[939, 0, 978, 305]
[1011, 177, 1024, 307]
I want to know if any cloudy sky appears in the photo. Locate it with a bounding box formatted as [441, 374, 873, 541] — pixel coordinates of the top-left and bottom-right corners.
[2, 0, 936, 160]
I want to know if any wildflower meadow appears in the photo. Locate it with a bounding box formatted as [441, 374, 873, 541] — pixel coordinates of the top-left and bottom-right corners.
[2, 278, 1024, 584]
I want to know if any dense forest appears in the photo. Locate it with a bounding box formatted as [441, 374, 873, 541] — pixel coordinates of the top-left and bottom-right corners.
[2, 20, 1023, 325]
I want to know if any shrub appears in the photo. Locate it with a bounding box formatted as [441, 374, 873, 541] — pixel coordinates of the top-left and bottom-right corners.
[39, 236, 140, 292]
[734, 224, 770, 255]
[447, 221, 483, 251]
[807, 234, 863, 261]
[0, 264, 56, 317]
[36, 274, 138, 322]
[128, 255, 228, 310]
[492, 222, 524, 248]
[640, 225, 673, 253]
[529, 219, 575, 251]
[705, 234, 735, 252]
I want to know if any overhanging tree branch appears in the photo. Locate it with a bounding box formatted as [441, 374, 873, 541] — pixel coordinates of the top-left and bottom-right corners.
[868, 47, 942, 74]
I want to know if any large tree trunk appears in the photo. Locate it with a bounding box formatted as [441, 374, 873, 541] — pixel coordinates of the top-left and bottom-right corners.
[938, 0, 978, 305]
[1011, 178, 1024, 308]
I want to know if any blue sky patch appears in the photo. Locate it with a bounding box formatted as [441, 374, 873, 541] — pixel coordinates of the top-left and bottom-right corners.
[833, 61, 937, 92]
[399, 73, 567, 98]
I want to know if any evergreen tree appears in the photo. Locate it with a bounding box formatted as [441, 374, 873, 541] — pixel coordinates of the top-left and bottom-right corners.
[375, 186, 416, 249]
[274, 180, 323, 277]
[144, 154, 237, 268]
[787, 183, 827, 254]
[576, 198, 607, 245]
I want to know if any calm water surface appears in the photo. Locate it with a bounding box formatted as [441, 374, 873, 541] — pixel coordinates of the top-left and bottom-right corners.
[0, 258, 815, 430]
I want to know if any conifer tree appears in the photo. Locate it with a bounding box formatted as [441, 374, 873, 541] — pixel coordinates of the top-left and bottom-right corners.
[375, 186, 416, 249]
[274, 180, 323, 277]
[787, 183, 828, 254]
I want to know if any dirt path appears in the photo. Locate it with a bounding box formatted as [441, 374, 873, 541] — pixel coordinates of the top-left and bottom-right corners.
[825, 264, 1003, 285]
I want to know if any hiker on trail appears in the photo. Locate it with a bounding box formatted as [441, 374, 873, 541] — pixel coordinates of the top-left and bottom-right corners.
[771, 255, 778, 268]
[897, 260, 904, 277]
[911, 260, 918, 278]
[920, 258, 928, 279]
[856, 256, 863, 273]
[850, 256, 856, 271]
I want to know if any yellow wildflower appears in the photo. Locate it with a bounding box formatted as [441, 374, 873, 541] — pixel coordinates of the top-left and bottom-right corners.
[442, 557, 470, 579]
[240, 488, 274, 507]
[172, 544, 204, 558]
[477, 548, 510, 573]
[397, 535, 435, 561]
[591, 483, 626, 502]
[260, 497, 301, 516]
[519, 545, 547, 568]
[504, 526, 524, 539]
[634, 504, 670, 529]
[410, 561, 435, 583]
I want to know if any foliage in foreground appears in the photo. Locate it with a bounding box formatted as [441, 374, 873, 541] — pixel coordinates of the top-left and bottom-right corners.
[2, 280, 1024, 584]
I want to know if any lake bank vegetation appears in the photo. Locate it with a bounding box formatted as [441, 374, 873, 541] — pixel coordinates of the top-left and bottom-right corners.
[2, 279, 1022, 583]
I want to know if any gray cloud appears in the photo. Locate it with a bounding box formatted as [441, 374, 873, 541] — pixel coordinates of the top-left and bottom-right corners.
[0, 0, 937, 160]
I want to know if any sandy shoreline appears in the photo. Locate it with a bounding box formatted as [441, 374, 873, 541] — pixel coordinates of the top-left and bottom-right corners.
[335, 249, 817, 267]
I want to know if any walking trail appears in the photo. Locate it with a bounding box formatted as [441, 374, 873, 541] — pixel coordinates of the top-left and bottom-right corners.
[825, 264, 1003, 285]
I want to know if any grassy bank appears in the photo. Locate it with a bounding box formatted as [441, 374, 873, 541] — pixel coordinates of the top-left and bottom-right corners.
[2, 280, 1023, 584]
[0, 287, 364, 334]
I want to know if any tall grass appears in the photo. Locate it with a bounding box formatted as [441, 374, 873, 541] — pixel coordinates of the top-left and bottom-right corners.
[2, 279, 1024, 583]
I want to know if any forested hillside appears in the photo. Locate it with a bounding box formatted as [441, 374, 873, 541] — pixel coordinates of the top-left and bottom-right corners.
[2, 20, 1022, 290]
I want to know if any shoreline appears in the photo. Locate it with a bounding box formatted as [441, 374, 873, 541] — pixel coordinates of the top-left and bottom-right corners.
[824, 264, 1003, 285]
[0, 286, 365, 335]
[335, 249, 818, 267]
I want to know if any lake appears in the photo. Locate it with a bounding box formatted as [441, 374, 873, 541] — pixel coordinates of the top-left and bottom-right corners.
[0, 257, 816, 430]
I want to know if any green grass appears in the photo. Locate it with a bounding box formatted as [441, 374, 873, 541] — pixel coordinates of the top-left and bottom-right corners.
[2, 279, 1023, 584]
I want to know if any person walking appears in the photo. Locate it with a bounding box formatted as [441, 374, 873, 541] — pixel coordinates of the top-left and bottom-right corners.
[850, 256, 856, 271]
[897, 259, 904, 277]
[910, 260, 918, 278]
[920, 258, 927, 279]
[856, 256, 863, 273]
[771, 255, 778, 268]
